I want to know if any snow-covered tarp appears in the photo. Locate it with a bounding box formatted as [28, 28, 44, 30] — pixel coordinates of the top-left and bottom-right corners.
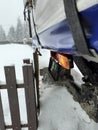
[33, 0, 98, 33]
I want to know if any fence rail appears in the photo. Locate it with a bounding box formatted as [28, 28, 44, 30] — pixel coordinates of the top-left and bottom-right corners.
[0, 59, 38, 130]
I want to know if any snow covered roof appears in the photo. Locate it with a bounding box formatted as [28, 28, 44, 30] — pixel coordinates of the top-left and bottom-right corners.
[23, 0, 98, 33]
[33, 0, 98, 33]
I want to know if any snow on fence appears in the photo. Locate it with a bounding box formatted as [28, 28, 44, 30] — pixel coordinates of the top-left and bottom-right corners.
[0, 59, 38, 130]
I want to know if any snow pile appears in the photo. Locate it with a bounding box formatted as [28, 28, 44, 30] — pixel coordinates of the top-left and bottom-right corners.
[71, 63, 84, 86]
[38, 83, 98, 130]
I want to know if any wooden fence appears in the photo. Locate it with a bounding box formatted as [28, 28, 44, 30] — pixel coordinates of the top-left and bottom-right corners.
[0, 59, 39, 130]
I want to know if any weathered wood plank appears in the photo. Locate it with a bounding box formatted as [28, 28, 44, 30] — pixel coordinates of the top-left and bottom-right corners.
[33, 51, 40, 110]
[23, 59, 30, 64]
[5, 123, 28, 129]
[4, 66, 21, 130]
[0, 84, 24, 89]
[0, 92, 5, 130]
[23, 65, 38, 130]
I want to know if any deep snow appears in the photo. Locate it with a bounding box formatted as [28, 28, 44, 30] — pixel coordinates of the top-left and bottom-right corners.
[0, 44, 98, 130]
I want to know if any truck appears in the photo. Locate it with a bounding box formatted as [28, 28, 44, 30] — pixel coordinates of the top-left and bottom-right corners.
[23, 0, 98, 121]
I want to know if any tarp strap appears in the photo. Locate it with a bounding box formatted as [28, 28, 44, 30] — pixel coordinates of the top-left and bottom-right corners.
[32, 9, 41, 45]
[63, 0, 91, 55]
[23, 2, 41, 46]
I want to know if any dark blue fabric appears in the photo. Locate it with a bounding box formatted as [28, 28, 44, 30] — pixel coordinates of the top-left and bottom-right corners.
[33, 4, 98, 54]
[81, 4, 98, 53]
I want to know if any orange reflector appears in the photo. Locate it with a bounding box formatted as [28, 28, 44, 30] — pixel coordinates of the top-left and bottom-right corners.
[57, 54, 70, 70]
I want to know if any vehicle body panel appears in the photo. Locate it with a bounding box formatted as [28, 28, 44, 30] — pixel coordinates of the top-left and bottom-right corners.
[32, 1, 98, 54]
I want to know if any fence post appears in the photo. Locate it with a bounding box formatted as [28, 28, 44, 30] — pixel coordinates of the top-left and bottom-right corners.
[4, 66, 21, 130]
[23, 64, 38, 130]
[0, 92, 5, 130]
[23, 59, 30, 64]
[33, 51, 40, 111]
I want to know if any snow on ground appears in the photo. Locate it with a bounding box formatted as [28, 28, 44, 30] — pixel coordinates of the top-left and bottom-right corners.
[39, 83, 98, 130]
[0, 44, 33, 83]
[0, 44, 98, 130]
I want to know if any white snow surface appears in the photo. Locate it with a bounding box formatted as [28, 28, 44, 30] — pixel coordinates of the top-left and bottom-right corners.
[0, 44, 33, 83]
[0, 44, 98, 130]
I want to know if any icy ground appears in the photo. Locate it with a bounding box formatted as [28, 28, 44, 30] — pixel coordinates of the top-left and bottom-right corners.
[0, 44, 98, 130]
